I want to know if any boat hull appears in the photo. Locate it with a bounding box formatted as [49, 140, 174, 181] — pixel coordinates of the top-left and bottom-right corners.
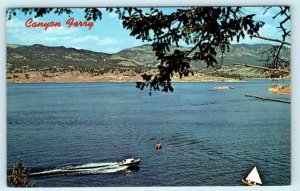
[118, 160, 140, 166]
[241, 179, 261, 186]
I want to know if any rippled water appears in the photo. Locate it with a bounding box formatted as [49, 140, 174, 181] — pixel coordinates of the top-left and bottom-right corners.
[7, 81, 290, 186]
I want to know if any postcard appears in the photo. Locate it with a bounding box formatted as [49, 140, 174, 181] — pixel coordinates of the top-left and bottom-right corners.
[6, 7, 291, 187]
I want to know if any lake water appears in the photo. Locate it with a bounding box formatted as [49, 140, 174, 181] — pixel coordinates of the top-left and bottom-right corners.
[7, 81, 291, 186]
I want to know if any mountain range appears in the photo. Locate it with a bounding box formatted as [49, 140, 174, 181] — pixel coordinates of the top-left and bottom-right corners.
[7, 43, 290, 80]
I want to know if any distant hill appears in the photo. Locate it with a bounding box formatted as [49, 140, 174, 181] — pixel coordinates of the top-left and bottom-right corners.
[6, 43, 290, 78]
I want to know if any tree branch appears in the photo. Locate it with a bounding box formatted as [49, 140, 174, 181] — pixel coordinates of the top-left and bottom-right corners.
[233, 63, 290, 74]
[251, 35, 291, 46]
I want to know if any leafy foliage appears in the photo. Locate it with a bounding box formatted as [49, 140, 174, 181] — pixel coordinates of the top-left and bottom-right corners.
[8, 156, 35, 187]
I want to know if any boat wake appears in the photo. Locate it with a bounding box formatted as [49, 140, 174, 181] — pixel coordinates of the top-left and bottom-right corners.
[29, 162, 129, 177]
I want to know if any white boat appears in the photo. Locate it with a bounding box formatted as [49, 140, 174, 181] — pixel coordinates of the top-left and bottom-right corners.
[213, 86, 234, 90]
[118, 158, 140, 166]
[242, 166, 262, 186]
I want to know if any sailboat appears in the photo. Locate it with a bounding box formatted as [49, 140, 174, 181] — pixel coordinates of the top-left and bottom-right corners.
[241, 166, 262, 186]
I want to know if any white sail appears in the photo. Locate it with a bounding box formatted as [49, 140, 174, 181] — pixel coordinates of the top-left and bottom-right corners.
[245, 166, 262, 185]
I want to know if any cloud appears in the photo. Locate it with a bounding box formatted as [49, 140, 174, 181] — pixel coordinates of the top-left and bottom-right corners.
[44, 26, 77, 35]
[96, 37, 119, 45]
[71, 36, 120, 46]
[71, 35, 100, 43]
[7, 26, 78, 45]
[132, 41, 143, 46]
[6, 18, 24, 33]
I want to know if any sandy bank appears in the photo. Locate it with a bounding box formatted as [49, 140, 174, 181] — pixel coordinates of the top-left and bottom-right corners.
[7, 71, 242, 83]
[268, 84, 291, 95]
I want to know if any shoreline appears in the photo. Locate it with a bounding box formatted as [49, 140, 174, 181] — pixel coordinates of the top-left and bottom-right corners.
[7, 72, 290, 84]
[7, 78, 291, 84]
[6, 71, 243, 83]
[7, 77, 291, 96]
[7, 81, 246, 84]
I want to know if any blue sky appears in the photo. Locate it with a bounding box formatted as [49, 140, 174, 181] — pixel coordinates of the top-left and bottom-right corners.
[6, 7, 291, 53]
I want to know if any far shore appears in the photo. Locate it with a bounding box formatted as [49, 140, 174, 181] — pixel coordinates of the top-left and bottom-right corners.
[7, 71, 243, 83]
[7, 71, 291, 96]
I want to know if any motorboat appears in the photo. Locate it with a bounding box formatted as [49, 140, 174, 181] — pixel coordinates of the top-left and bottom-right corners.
[214, 86, 234, 90]
[118, 158, 140, 166]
